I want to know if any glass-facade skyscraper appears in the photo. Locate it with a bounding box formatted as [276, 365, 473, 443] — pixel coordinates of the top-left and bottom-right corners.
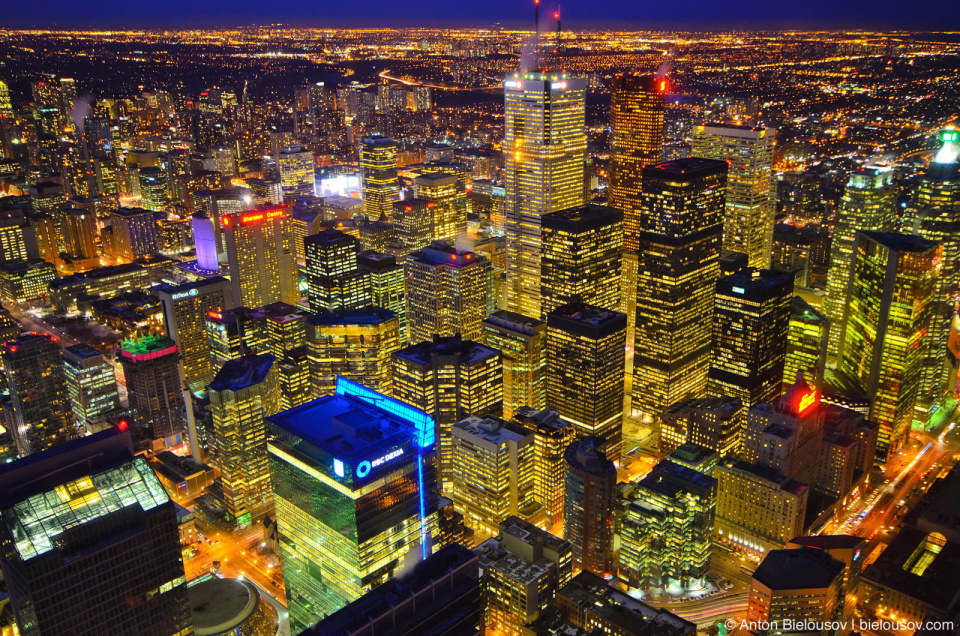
[504, 72, 586, 318]
[268, 377, 438, 631]
[360, 135, 399, 221]
[631, 158, 727, 425]
[691, 123, 776, 268]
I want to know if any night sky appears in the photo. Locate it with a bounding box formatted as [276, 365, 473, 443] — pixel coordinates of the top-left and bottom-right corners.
[3, 0, 957, 30]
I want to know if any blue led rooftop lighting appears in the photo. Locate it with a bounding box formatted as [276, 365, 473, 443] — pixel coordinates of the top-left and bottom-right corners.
[335, 376, 436, 448]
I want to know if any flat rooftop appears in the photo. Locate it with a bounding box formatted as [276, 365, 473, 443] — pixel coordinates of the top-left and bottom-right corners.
[546, 302, 627, 340]
[308, 307, 396, 327]
[859, 230, 940, 255]
[452, 415, 533, 449]
[753, 547, 844, 591]
[394, 335, 498, 366]
[208, 354, 276, 393]
[410, 241, 486, 268]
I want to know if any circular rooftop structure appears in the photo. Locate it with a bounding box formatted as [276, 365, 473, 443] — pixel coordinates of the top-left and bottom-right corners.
[188, 577, 272, 636]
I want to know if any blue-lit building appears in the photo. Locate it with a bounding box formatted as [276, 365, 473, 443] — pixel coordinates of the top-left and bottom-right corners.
[267, 377, 439, 632]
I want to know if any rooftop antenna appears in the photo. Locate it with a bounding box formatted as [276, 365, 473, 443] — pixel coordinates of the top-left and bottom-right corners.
[555, 5, 561, 48]
[534, 0, 541, 70]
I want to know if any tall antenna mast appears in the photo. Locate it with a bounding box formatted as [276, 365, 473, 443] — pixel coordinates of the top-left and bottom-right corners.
[534, 0, 540, 70]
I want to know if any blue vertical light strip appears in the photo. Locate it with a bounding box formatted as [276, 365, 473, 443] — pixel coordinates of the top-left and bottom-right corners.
[417, 451, 428, 560]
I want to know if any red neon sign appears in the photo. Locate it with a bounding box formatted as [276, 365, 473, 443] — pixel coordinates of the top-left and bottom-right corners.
[798, 390, 818, 414]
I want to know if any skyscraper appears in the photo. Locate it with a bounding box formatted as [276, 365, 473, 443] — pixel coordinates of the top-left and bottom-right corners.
[903, 131, 960, 418]
[617, 459, 717, 590]
[564, 436, 617, 578]
[414, 172, 464, 244]
[63, 343, 121, 431]
[609, 73, 666, 252]
[307, 308, 401, 397]
[540, 204, 623, 318]
[118, 334, 186, 445]
[691, 123, 776, 268]
[358, 251, 407, 344]
[659, 395, 745, 457]
[392, 198, 434, 256]
[209, 354, 279, 525]
[512, 406, 575, 528]
[277, 145, 315, 201]
[784, 296, 829, 393]
[156, 277, 230, 392]
[0, 428, 191, 636]
[632, 158, 727, 424]
[504, 72, 587, 318]
[707, 268, 793, 409]
[450, 415, 539, 538]
[1, 332, 76, 457]
[268, 378, 438, 630]
[838, 231, 941, 462]
[546, 302, 626, 461]
[223, 206, 299, 308]
[482, 310, 546, 419]
[823, 166, 896, 358]
[110, 207, 160, 261]
[392, 335, 502, 491]
[205, 306, 268, 372]
[405, 242, 492, 344]
[304, 228, 373, 313]
[360, 135, 399, 221]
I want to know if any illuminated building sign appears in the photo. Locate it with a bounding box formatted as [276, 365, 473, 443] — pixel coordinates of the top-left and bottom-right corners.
[170, 288, 199, 301]
[798, 390, 818, 414]
[222, 208, 285, 227]
[732, 286, 745, 294]
[853, 548, 862, 562]
[355, 448, 405, 478]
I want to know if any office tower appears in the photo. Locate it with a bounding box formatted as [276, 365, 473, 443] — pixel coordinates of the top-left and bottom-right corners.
[414, 172, 463, 243]
[564, 436, 617, 577]
[260, 301, 307, 358]
[609, 74, 666, 251]
[209, 354, 279, 525]
[475, 516, 572, 635]
[307, 308, 400, 397]
[659, 395, 744, 457]
[788, 535, 866, 634]
[138, 166, 168, 211]
[504, 72, 587, 317]
[483, 310, 546, 419]
[714, 457, 808, 556]
[223, 206, 299, 307]
[838, 232, 941, 462]
[743, 375, 826, 486]
[617, 460, 717, 590]
[392, 335, 502, 490]
[0, 210, 39, 263]
[118, 334, 186, 444]
[823, 166, 896, 358]
[546, 302, 626, 461]
[360, 135, 399, 220]
[513, 406, 575, 528]
[63, 343, 120, 430]
[59, 208, 99, 267]
[748, 548, 844, 636]
[0, 79, 12, 116]
[303, 543, 480, 636]
[904, 132, 960, 417]
[393, 198, 434, 255]
[109, 207, 160, 261]
[277, 145, 315, 201]
[359, 218, 393, 253]
[156, 277, 230, 392]
[540, 204, 623, 318]
[691, 124, 776, 268]
[632, 159, 727, 425]
[0, 260, 56, 308]
[405, 242, 492, 344]
[304, 228, 372, 312]
[542, 571, 696, 636]
[450, 415, 538, 537]
[784, 296, 829, 393]
[358, 251, 407, 344]
[666, 442, 719, 475]
[0, 306, 19, 345]
[0, 428, 191, 636]
[1, 332, 76, 457]
[707, 268, 793, 408]
[268, 378, 438, 630]
[205, 306, 268, 372]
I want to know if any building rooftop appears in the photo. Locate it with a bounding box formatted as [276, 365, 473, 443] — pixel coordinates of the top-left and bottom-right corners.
[3, 331, 60, 355]
[565, 437, 616, 479]
[858, 230, 940, 255]
[258, 301, 306, 324]
[393, 335, 499, 366]
[790, 295, 828, 324]
[907, 464, 960, 542]
[357, 250, 398, 271]
[111, 206, 154, 217]
[304, 227, 356, 247]
[452, 415, 533, 450]
[308, 307, 396, 327]
[663, 395, 743, 418]
[410, 241, 486, 269]
[789, 534, 865, 551]
[666, 443, 719, 471]
[546, 301, 627, 340]
[542, 204, 623, 232]
[753, 547, 844, 591]
[48, 262, 146, 289]
[267, 377, 434, 466]
[718, 457, 808, 496]
[862, 526, 960, 612]
[644, 157, 728, 179]
[717, 267, 794, 299]
[643, 459, 717, 494]
[558, 571, 696, 636]
[512, 407, 571, 435]
[484, 310, 544, 335]
[188, 578, 262, 636]
[155, 276, 229, 297]
[118, 333, 178, 363]
[208, 354, 276, 393]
